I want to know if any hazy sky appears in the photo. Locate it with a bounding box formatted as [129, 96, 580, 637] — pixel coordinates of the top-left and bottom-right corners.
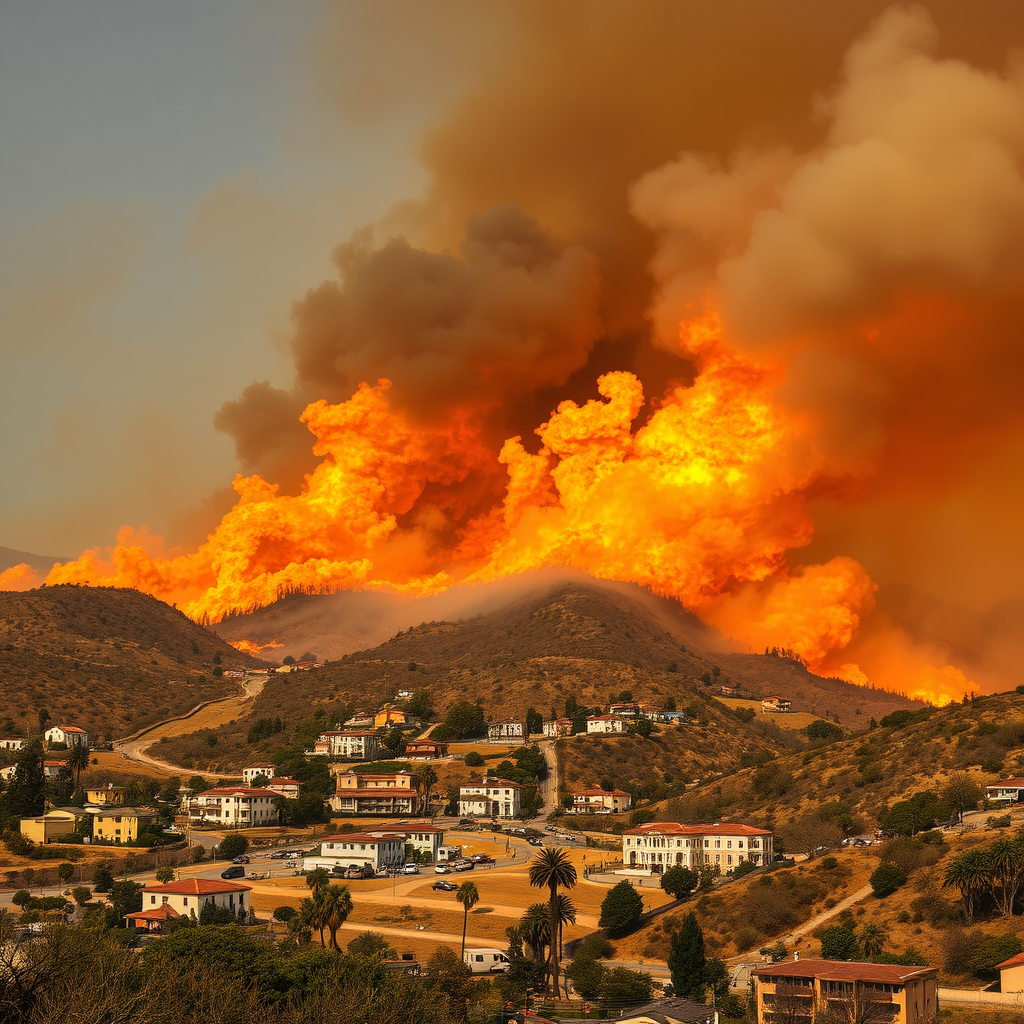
[0, 1, 441, 555]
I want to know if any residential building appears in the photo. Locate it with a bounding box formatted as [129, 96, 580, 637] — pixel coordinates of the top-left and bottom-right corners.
[622, 821, 773, 873]
[487, 720, 525, 744]
[42, 760, 67, 779]
[242, 762, 276, 785]
[751, 959, 938, 1023]
[124, 903, 182, 933]
[572, 788, 632, 814]
[542, 719, 573, 738]
[375, 707, 417, 729]
[458, 778, 522, 818]
[583, 997, 716, 1023]
[760, 696, 792, 713]
[343, 711, 375, 729]
[303, 831, 406, 873]
[20, 809, 79, 844]
[0, 765, 15, 782]
[329, 771, 421, 815]
[266, 777, 301, 800]
[131, 878, 251, 926]
[188, 786, 280, 827]
[654, 710, 690, 725]
[996, 951, 1024, 994]
[385, 824, 445, 861]
[85, 784, 125, 806]
[608, 702, 657, 719]
[43, 725, 89, 747]
[586, 715, 627, 734]
[404, 738, 449, 760]
[0, 738, 25, 751]
[986, 777, 1024, 803]
[314, 731, 382, 760]
[93, 807, 159, 844]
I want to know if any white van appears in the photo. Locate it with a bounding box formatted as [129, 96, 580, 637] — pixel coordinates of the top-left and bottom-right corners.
[463, 948, 511, 974]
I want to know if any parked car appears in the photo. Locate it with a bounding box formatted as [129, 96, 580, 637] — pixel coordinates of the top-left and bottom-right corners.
[544, 825, 557, 832]
[269, 850, 291, 859]
[403, 863, 420, 875]
[451, 859, 474, 872]
[232, 855, 250, 864]
[434, 864, 451, 874]
[458, 819, 476, 827]
[469, 854, 494, 864]
[527, 837, 544, 847]
[432, 880, 458, 892]
[221, 865, 246, 880]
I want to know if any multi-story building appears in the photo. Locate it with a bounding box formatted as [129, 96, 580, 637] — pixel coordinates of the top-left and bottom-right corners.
[761, 696, 793, 713]
[375, 707, 418, 729]
[622, 821, 773, 873]
[188, 786, 280, 827]
[329, 771, 420, 815]
[314, 731, 382, 761]
[93, 807, 159, 844]
[751, 959, 938, 1023]
[43, 725, 89, 747]
[266, 777, 301, 800]
[128, 878, 251, 931]
[542, 719, 573, 738]
[242, 762, 276, 785]
[404, 738, 449, 760]
[608, 702, 658, 719]
[487, 720, 525, 744]
[383, 824, 446, 861]
[572, 788, 632, 814]
[303, 831, 406, 873]
[586, 715, 627, 734]
[85, 784, 125, 806]
[458, 778, 522, 818]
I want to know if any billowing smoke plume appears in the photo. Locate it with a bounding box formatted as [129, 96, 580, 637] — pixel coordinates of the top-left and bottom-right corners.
[6, 3, 1022, 704]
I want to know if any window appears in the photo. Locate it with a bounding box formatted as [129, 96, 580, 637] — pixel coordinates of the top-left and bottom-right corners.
[151, 896, 157, 904]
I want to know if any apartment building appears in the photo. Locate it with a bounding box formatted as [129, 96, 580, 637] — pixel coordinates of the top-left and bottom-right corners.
[329, 771, 420, 815]
[622, 821, 773, 873]
[313, 731, 382, 760]
[572, 788, 633, 814]
[542, 719, 572, 738]
[487, 720, 525, 744]
[242, 762, 276, 785]
[458, 778, 522, 818]
[303, 831, 406, 873]
[586, 715, 627, 734]
[188, 786, 280, 827]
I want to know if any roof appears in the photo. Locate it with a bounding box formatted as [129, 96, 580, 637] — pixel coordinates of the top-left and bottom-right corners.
[143, 878, 251, 895]
[320, 832, 406, 844]
[577, 996, 714, 1024]
[58, 726, 88, 734]
[762, 696, 790, 702]
[93, 806, 158, 818]
[195, 787, 280, 798]
[587, 715, 627, 722]
[341, 771, 415, 779]
[576, 788, 632, 797]
[624, 821, 772, 837]
[405, 738, 447, 746]
[126, 904, 181, 922]
[334, 788, 419, 798]
[244, 762, 276, 769]
[995, 951, 1024, 971]
[460, 778, 523, 790]
[318, 731, 378, 737]
[488, 720, 524, 727]
[267, 777, 301, 786]
[989, 777, 1024, 788]
[752, 959, 937, 985]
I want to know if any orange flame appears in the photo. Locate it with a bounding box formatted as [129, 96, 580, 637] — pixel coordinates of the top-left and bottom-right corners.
[228, 639, 283, 656]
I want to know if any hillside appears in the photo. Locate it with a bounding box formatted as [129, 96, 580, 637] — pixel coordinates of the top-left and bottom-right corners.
[0, 546, 69, 574]
[152, 581, 921, 774]
[0, 585, 263, 742]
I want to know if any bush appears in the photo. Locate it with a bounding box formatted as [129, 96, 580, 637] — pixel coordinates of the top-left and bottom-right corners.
[273, 906, 297, 923]
[599, 881, 645, 935]
[968, 935, 1023, 976]
[819, 925, 860, 960]
[870, 864, 907, 898]
[859, 762, 884, 785]
[818, 857, 839, 871]
[463, 750, 484, 767]
[733, 860, 758, 879]
[880, 710, 915, 729]
[92, 866, 113, 893]
[661, 866, 699, 899]
[805, 720, 844, 743]
[628, 809, 656, 827]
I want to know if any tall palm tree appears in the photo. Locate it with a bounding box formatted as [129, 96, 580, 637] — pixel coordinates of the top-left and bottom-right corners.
[553, 893, 577, 962]
[520, 903, 551, 964]
[457, 881, 480, 958]
[859, 923, 886, 960]
[306, 867, 331, 894]
[528, 846, 577, 997]
[942, 849, 990, 924]
[987, 838, 1024, 918]
[299, 896, 327, 948]
[415, 765, 438, 815]
[66, 744, 90, 793]
[319, 883, 354, 950]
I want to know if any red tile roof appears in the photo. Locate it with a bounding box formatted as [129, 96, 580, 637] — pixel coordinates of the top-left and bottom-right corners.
[320, 832, 406, 844]
[143, 878, 250, 895]
[995, 951, 1024, 971]
[126, 904, 181, 922]
[989, 777, 1024, 788]
[752, 959, 936, 985]
[197, 787, 279, 798]
[624, 821, 771, 837]
[577, 788, 632, 797]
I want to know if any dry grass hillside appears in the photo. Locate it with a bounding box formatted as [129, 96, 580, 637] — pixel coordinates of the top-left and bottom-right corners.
[0, 585, 262, 742]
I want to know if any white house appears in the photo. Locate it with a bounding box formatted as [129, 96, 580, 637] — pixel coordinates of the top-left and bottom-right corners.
[760, 696, 793, 713]
[586, 715, 627, 734]
[0, 738, 25, 751]
[542, 719, 572, 738]
[389, 824, 445, 861]
[188, 786, 280, 827]
[572, 788, 632, 814]
[608, 702, 657, 719]
[44, 726, 89, 747]
[129, 878, 251, 928]
[459, 778, 522, 818]
[242, 762, 276, 785]
[266, 777, 301, 800]
[622, 821, 773, 874]
[487, 720, 525, 744]
[303, 831, 406, 873]
[314, 731, 382, 760]
[986, 777, 1024, 804]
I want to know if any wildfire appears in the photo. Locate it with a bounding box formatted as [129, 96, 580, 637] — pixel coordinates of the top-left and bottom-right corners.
[228, 639, 283, 656]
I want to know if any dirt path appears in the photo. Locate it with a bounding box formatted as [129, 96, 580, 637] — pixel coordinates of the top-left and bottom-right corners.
[111, 675, 266, 779]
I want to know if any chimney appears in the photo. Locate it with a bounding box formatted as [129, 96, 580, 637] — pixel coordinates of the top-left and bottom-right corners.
[794, 950, 800, 961]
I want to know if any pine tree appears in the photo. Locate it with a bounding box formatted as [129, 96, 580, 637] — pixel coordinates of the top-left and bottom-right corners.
[6, 739, 46, 816]
[668, 912, 706, 1001]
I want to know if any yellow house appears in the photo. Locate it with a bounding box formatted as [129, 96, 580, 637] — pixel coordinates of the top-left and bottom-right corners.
[20, 809, 79, 844]
[86, 785, 125, 806]
[997, 951, 1024, 994]
[93, 807, 158, 844]
[374, 707, 416, 729]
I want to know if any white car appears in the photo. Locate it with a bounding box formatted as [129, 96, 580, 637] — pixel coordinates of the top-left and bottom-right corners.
[403, 863, 420, 875]
[434, 864, 451, 874]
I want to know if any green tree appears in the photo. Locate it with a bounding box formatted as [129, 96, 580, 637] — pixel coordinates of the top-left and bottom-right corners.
[456, 881, 480, 958]
[318, 883, 354, 950]
[805, 720, 844, 742]
[667, 912, 706, 1001]
[12, 890, 32, 910]
[520, 903, 550, 964]
[92, 866, 113, 893]
[859, 923, 887, 960]
[969, 935, 1023, 976]
[598, 880, 644, 936]
[464, 751, 484, 767]
[109, 879, 144, 924]
[347, 930, 397, 959]
[987, 836, 1024, 918]
[71, 886, 92, 907]
[565, 950, 605, 999]
[528, 846, 577, 996]
[273, 906, 297, 924]
[305, 867, 331, 893]
[187, 775, 209, 795]
[6, 739, 47, 816]
[217, 833, 249, 860]
[57, 863, 75, 885]
[631, 717, 653, 739]
[600, 966, 653, 1006]
[525, 708, 543, 736]
[439, 702, 485, 740]
[942, 772, 982, 823]
[660, 866, 699, 899]
[414, 764, 438, 812]
[943, 848, 990, 923]
[820, 925, 860, 960]
[66, 743, 91, 792]
[870, 864, 907, 898]
[155, 866, 176, 884]
[406, 689, 434, 719]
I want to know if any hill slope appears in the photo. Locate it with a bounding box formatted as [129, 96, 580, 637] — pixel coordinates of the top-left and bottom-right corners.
[0, 586, 262, 742]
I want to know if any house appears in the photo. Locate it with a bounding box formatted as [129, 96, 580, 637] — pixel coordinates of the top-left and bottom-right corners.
[93, 807, 159, 844]
[572, 788, 632, 814]
[242, 762, 276, 785]
[542, 719, 573, 738]
[188, 786, 280, 827]
[586, 715, 627, 735]
[124, 903, 182, 933]
[996, 950, 1024, 994]
[43, 725, 89, 747]
[761, 696, 793, 713]
[329, 771, 421, 816]
[42, 760, 67, 779]
[396, 689, 414, 700]
[343, 711, 375, 729]
[303, 831, 406, 873]
[404, 738, 449, 760]
[314, 731, 382, 760]
[0, 765, 15, 782]
[487, 720, 525, 744]
[458, 778, 522, 818]
[622, 821, 773, 874]
[266, 777, 301, 800]
[0, 738, 25, 751]
[131, 878, 251, 927]
[374, 707, 417, 729]
[986, 777, 1024, 804]
[579, 997, 716, 1023]
[608, 702, 657, 719]
[85, 784, 125, 806]
[385, 824, 445, 862]
[20, 809, 79, 844]
[654, 711, 689, 725]
[751, 959, 938, 1024]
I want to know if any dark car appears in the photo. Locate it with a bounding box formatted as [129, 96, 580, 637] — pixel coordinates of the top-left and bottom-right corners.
[458, 819, 477, 827]
[527, 837, 544, 847]
[232, 855, 250, 864]
[432, 880, 458, 892]
[269, 850, 291, 859]
[469, 854, 494, 864]
[221, 865, 246, 880]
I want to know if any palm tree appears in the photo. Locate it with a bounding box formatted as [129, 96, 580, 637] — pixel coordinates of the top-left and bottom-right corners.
[553, 893, 577, 961]
[319, 883, 354, 950]
[457, 881, 480, 958]
[306, 867, 331, 894]
[415, 765, 438, 815]
[66, 744, 90, 793]
[859, 923, 886, 960]
[299, 896, 327, 948]
[528, 846, 577, 997]
[520, 903, 551, 964]
[987, 837, 1024, 918]
[943, 849, 990, 924]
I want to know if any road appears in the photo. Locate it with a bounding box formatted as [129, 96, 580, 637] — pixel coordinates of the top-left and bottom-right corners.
[112, 675, 266, 778]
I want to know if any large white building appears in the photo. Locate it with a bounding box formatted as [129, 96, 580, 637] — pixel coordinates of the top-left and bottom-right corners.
[303, 831, 407, 873]
[242, 762, 276, 785]
[44, 726, 89, 747]
[128, 878, 251, 930]
[314, 731, 382, 760]
[487, 720, 525, 744]
[572, 788, 632, 814]
[622, 821, 773, 874]
[459, 778, 522, 818]
[188, 786, 280, 827]
[0, 738, 25, 751]
[586, 715, 627, 735]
